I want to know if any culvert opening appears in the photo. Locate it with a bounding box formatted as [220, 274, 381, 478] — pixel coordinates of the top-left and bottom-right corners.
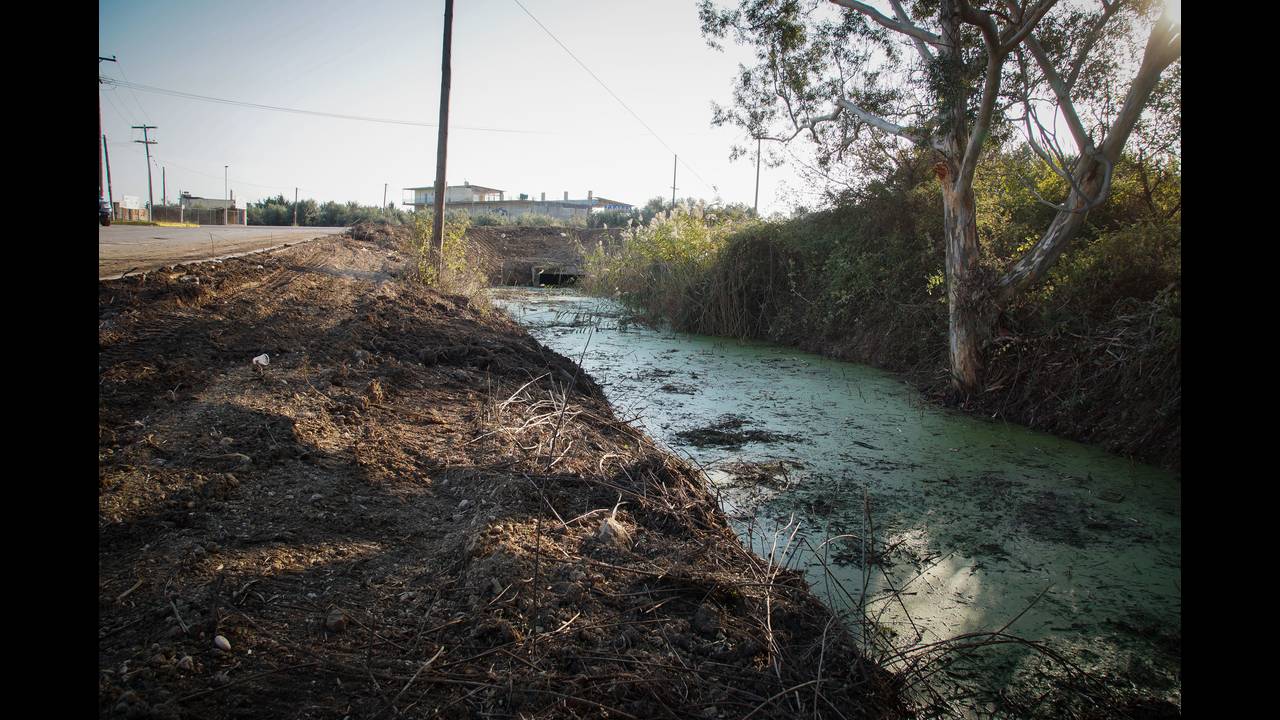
[537, 271, 580, 286]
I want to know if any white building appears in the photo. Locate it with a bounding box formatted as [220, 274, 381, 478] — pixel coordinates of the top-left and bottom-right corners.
[402, 182, 632, 221]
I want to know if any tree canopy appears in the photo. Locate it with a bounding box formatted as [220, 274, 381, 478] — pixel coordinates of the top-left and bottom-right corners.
[698, 0, 1180, 396]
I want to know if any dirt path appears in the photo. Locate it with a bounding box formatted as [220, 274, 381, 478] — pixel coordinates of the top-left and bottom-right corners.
[98, 232, 901, 719]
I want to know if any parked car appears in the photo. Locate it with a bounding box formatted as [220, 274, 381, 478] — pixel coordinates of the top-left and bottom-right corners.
[100, 198, 112, 226]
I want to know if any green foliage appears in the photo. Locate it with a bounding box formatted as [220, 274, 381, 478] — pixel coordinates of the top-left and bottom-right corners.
[407, 210, 479, 294]
[640, 197, 669, 224]
[583, 205, 748, 328]
[247, 194, 412, 227]
[581, 145, 1181, 465]
[513, 213, 579, 228]
[588, 210, 636, 229]
[470, 212, 509, 226]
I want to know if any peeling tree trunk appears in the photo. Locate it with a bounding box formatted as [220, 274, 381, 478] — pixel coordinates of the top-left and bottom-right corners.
[940, 163, 985, 401]
[937, 0, 987, 402]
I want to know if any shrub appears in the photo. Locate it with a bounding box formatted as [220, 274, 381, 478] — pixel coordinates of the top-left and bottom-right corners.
[407, 210, 485, 297]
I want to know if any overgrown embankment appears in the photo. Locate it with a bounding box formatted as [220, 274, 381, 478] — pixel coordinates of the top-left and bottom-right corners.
[98, 228, 903, 718]
[466, 226, 623, 285]
[585, 153, 1181, 470]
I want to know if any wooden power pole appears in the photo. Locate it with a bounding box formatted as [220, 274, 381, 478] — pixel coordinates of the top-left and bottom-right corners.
[670, 155, 677, 210]
[754, 137, 761, 216]
[103, 133, 114, 215]
[99, 55, 116, 209]
[133, 125, 157, 222]
[430, 0, 455, 272]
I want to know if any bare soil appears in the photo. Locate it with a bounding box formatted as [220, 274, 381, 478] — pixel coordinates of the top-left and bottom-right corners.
[98, 233, 902, 719]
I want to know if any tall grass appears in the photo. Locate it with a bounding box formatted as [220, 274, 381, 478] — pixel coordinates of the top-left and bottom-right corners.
[582, 205, 752, 330]
[407, 210, 490, 300]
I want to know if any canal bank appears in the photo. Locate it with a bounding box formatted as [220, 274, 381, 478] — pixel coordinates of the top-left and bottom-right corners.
[493, 287, 1182, 717]
[98, 233, 906, 719]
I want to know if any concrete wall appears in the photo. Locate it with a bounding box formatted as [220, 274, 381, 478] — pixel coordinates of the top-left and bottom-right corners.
[152, 205, 247, 225]
[180, 197, 241, 211]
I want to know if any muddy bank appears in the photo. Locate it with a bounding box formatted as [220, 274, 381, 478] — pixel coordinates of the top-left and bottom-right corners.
[98, 234, 901, 718]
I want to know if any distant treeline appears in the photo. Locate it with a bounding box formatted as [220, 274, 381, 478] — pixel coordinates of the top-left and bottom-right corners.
[247, 195, 413, 227]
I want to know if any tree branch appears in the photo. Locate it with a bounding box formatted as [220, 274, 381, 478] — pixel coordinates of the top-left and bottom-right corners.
[995, 6, 1181, 303]
[888, 0, 934, 62]
[1021, 42, 1093, 153]
[955, 0, 1008, 188]
[836, 97, 933, 147]
[831, 0, 945, 47]
[1064, 0, 1120, 90]
[762, 105, 845, 143]
[998, 0, 1057, 54]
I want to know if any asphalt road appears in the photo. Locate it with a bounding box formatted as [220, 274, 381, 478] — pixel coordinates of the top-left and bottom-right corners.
[99, 225, 349, 279]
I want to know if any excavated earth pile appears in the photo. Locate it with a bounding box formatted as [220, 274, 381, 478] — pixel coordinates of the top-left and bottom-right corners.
[98, 232, 903, 718]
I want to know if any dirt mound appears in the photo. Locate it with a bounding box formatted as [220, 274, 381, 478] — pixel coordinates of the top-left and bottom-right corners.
[98, 236, 902, 718]
[348, 220, 413, 250]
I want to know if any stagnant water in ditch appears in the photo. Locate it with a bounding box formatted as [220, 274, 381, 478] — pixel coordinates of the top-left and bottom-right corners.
[491, 287, 1181, 715]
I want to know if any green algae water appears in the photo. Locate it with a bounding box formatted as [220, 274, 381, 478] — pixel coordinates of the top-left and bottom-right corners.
[492, 288, 1180, 715]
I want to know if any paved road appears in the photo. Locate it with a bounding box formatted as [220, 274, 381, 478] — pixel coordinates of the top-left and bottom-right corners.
[99, 225, 348, 279]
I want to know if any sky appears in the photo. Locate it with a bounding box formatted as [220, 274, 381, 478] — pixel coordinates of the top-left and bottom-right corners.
[98, 0, 822, 216]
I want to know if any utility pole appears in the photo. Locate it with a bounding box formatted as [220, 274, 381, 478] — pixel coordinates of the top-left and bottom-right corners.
[133, 125, 157, 222]
[671, 155, 678, 210]
[430, 0, 455, 272]
[293, 187, 299, 226]
[383, 183, 388, 218]
[224, 165, 229, 225]
[103, 133, 115, 216]
[753, 137, 761, 217]
[99, 56, 117, 211]
[162, 167, 166, 208]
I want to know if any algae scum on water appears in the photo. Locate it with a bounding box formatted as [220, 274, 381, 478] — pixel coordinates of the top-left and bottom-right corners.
[492, 288, 1181, 715]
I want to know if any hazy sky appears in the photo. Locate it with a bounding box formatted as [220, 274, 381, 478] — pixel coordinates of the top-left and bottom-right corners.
[98, 0, 822, 215]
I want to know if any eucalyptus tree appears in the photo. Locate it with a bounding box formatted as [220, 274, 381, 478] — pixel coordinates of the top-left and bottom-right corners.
[699, 0, 1181, 398]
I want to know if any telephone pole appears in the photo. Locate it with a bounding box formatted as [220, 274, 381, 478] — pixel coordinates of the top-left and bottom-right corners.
[293, 187, 299, 226]
[383, 183, 388, 217]
[430, 0, 455, 271]
[103, 133, 114, 215]
[133, 125, 157, 222]
[670, 155, 678, 210]
[162, 167, 166, 208]
[99, 56, 117, 209]
[753, 137, 761, 217]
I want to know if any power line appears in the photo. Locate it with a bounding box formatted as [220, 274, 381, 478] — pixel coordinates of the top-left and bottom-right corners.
[113, 59, 165, 171]
[510, 0, 718, 196]
[109, 141, 306, 197]
[114, 59, 154, 126]
[99, 77, 564, 135]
